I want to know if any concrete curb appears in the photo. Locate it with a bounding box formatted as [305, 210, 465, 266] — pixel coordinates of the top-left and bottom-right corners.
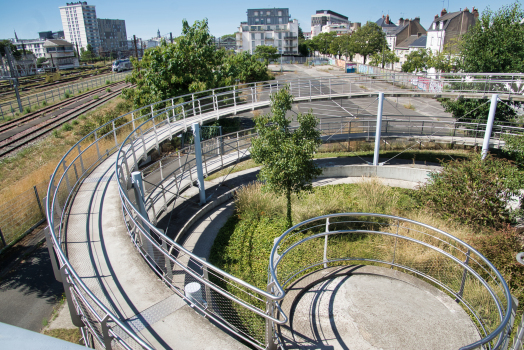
[174, 188, 238, 244]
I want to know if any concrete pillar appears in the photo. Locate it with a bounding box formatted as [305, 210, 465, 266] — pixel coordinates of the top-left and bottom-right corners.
[192, 123, 206, 205]
[373, 92, 385, 166]
[482, 94, 498, 160]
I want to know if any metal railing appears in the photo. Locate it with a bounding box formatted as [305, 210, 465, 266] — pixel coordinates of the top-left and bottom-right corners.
[269, 214, 513, 349]
[45, 72, 524, 349]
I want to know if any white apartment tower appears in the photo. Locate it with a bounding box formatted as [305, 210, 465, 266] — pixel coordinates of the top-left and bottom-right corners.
[236, 8, 299, 55]
[59, 2, 101, 53]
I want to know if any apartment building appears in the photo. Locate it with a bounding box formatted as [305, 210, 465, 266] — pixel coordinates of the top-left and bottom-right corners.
[236, 8, 299, 55]
[59, 2, 101, 53]
[97, 18, 128, 55]
[11, 39, 46, 59]
[311, 10, 348, 29]
[44, 39, 80, 69]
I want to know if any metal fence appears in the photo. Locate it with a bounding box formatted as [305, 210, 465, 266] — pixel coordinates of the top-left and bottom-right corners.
[0, 71, 132, 119]
[269, 214, 514, 350]
[0, 180, 48, 251]
[43, 72, 524, 349]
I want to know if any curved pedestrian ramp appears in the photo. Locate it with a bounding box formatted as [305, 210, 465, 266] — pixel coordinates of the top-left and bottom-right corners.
[278, 265, 479, 349]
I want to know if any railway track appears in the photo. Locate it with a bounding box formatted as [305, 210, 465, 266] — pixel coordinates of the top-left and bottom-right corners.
[0, 81, 126, 136]
[0, 68, 114, 101]
[0, 82, 131, 158]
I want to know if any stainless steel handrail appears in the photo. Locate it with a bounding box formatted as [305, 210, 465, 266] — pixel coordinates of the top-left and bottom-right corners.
[46, 72, 523, 349]
[268, 213, 513, 350]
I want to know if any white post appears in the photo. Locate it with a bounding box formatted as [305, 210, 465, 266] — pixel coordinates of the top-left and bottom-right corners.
[482, 94, 498, 160]
[192, 123, 206, 205]
[373, 92, 385, 166]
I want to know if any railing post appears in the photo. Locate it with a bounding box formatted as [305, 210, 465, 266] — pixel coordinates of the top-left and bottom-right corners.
[192, 123, 206, 205]
[59, 266, 85, 328]
[62, 162, 72, 192]
[236, 132, 240, 161]
[34, 186, 44, 216]
[201, 257, 213, 312]
[77, 144, 85, 173]
[233, 86, 237, 115]
[309, 80, 312, 102]
[482, 94, 498, 160]
[95, 131, 101, 158]
[265, 282, 277, 350]
[162, 239, 173, 282]
[101, 314, 113, 350]
[373, 92, 385, 166]
[112, 121, 118, 147]
[456, 250, 470, 302]
[324, 217, 329, 268]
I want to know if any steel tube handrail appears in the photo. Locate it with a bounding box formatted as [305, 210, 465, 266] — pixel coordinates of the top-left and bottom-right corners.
[46, 73, 522, 349]
[268, 213, 512, 350]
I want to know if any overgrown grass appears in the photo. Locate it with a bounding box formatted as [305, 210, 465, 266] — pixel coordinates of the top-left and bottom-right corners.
[43, 329, 82, 344]
[210, 179, 522, 343]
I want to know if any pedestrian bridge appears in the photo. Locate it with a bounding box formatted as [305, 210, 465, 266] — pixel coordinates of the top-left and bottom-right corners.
[44, 72, 521, 349]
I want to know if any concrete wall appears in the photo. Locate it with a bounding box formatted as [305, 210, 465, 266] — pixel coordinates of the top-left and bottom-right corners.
[319, 165, 433, 184]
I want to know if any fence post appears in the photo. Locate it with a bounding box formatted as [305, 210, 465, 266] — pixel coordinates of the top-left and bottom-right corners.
[0, 226, 6, 248]
[373, 92, 385, 166]
[44, 226, 62, 282]
[77, 144, 85, 173]
[482, 94, 498, 160]
[33, 186, 44, 216]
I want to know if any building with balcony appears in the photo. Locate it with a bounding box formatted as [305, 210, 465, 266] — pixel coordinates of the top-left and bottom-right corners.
[97, 18, 128, 57]
[59, 2, 101, 54]
[39, 31, 65, 40]
[236, 8, 299, 56]
[311, 10, 348, 30]
[11, 39, 47, 59]
[43, 39, 79, 70]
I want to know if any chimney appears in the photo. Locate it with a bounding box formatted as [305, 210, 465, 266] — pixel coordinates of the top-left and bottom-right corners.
[414, 16, 420, 23]
[435, 14, 439, 20]
[418, 32, 422, 37]
[397, 17, 404, 26]
[441, 8, 447, 16]
[386, 14, 390, 24]
[472, 7, 479, 18]
[464, 7, 470, 13]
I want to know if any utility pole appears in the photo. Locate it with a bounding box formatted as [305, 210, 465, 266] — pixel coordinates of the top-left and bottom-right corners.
[133, 35, 138, 59]
[170, 32, 173, 44]
[4, 46, 23, 113]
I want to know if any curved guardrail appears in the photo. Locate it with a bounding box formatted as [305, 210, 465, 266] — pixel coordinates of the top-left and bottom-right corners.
[269, 214, 513, 350]
[46, 72, 524, 349]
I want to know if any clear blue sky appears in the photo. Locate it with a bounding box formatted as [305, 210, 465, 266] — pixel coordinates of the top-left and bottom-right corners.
[0, 0, 517, 41]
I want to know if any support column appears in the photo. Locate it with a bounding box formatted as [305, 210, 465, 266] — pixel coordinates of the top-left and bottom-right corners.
[131, 172, 155, 258]
[482, 94, 498, 160]
[373, 92, 385, 166]
[192, 123, 206, 205]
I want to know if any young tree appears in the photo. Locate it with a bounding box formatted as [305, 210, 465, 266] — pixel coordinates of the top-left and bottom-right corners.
[250, 86, 322, 228]
[351, 22, 387, 64]
[369, 48, 399, 68]
[254, 45, 279, 66]
[0, 40, 21, 60]
[401, 48, 431, 73]
[312, 32, 337, 55]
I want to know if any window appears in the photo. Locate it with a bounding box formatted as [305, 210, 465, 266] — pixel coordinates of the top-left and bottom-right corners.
[266, 11, 270, 15]
[278, 10, 282, 16]
[254, 11, 258, 16]
[260, 18, 264, 24]
[267, 18, 271, 24]
[279, 18, 283, 24]
[251, 33, 255, 40]
[255, 18, 259, 24]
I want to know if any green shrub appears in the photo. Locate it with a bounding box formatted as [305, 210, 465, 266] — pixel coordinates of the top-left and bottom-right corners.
[78, 114, 86, 120]
[93, 95, 99, 100]
[417, 154, 524, 229]
[42, 100, 47, 106]
[61, 123, 73, 132]
[106, 80, 110, 85]
[106, 87, 112, 93]
[64, 92, 70, 99]
[52, 129, 61, 138]
[24, 107, 31, 114]
[71, 119, 79, 126]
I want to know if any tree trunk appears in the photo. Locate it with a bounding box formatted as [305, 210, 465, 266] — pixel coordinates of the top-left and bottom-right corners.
[286, 187, 292, 229]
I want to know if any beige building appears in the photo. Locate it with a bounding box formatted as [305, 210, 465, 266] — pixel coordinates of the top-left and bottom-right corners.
[44, 39, 79, 70]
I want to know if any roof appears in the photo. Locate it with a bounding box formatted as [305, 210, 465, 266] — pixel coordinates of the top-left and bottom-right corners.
[396, 35, 427, 49]
[43, 39, 74, 47]
[376, 17, 397, 29]
[427, 11, 463, 31]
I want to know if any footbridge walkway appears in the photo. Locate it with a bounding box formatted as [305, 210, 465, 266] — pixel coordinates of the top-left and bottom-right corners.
[45, 72, 523, 349]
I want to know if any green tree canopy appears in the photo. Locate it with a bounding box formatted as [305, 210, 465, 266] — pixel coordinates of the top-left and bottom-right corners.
[250, 86, 322, 228]
[254, 45, 279, 65]
[352, 22, 387, 64]
[460, 2, 524, 73]
[369, 48, 399, 68]
[401, 48, 431, 73]
[123, 19, 270, 109]
[311, 32, 337, 55]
